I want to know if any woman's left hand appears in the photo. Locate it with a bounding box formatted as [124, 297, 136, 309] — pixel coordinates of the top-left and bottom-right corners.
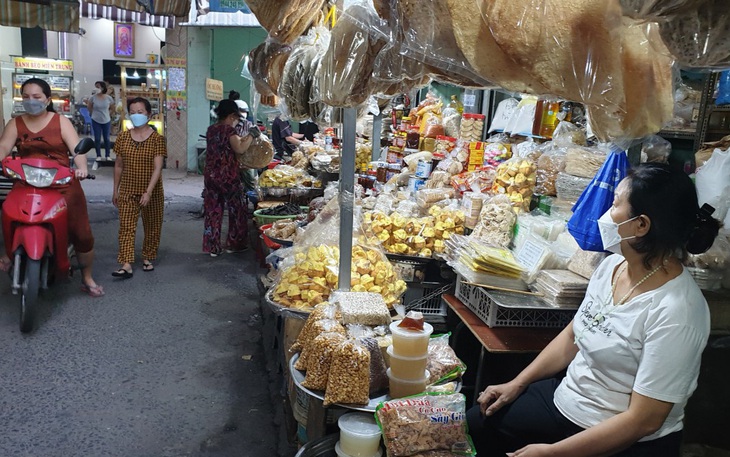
[506, 444, 554, 457]
[139, 192, 150, 206]
[74, 169, 88, 180]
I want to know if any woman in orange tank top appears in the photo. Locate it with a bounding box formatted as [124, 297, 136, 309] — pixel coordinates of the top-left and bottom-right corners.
[0, 78, 104, 297]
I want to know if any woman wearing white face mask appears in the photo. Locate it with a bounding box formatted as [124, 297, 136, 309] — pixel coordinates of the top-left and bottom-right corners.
[0, 78, 104, 296]
[111, 97, 166, 278]
[467, 163, 721, 457]
[86, 81, 114, 161]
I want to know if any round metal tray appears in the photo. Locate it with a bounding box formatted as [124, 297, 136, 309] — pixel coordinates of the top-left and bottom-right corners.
[264, 289, 312, 317]
[290, 353, 461, 413]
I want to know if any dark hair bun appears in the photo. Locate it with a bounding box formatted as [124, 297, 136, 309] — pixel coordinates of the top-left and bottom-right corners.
[686, 204, 722, 254]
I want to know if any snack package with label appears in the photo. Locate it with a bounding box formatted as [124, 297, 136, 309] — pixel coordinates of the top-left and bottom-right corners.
[376, 393, 475, 456]
[492, 158, 538, 212]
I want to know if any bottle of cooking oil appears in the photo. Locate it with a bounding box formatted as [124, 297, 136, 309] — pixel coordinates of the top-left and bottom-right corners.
[539, 100, 560, 138]
[449, 95, 464, 115]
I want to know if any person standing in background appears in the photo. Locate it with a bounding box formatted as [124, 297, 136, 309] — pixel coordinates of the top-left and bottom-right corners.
[87, 81, 114, 161]
[203, 99, 258, 257]
[271, 115, 303, 160]
[111, 97, 166, 278]
[299, 120, 319, 141]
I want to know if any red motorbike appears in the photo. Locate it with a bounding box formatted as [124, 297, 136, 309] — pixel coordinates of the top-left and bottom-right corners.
[1, 138, 94, 332]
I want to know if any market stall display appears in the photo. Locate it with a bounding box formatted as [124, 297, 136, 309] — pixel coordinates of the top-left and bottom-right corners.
[241, 0, 730, 452]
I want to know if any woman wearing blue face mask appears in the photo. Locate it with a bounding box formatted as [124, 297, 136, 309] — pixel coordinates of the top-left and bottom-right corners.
[0, 78, 104, 296]
[86, 80, 114, 161]
[111, 97, 166, 278]
[466, 163, 721, 457]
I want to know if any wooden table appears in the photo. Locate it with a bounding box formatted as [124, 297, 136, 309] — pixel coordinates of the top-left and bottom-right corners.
[443, 294, 562, 403]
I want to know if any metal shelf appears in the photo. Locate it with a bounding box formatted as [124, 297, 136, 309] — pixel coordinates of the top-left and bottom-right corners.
[658, 129, 696, 140]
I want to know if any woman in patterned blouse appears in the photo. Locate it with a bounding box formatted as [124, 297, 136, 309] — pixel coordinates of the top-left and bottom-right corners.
[203, 99, 257, 257]
[111, 97, 166, 278]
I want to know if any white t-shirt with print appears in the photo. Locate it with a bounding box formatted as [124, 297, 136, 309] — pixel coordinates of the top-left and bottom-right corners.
[553, 255, 710, 441]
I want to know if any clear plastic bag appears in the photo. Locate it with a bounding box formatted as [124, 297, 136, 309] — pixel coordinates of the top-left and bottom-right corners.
[619, 0, 706, 20]
[535, 147, 567, 197]
[290, 302, 341, 353]
[492, 157, 538, 212]
[427, 333, 466, 384]
[319, 1, 390, 107]
[641, 135, 672, 163]
[301, 332, 347, 391]
[248, 39, 292, 97]
[259, 165, 315, 188]
[470, 195, 516, 248]
[279, 28, 330, 122]
[555, 172, 593, 204]
[294, 318, 347, 371]
[657, 1, 730, 69]
[324, 339, 371, 406]
[244, 0, 327, 45]
[563, 147, 607, 179]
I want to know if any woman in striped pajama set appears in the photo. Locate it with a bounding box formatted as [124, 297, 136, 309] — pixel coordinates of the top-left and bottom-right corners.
[111, 97, 166, 278]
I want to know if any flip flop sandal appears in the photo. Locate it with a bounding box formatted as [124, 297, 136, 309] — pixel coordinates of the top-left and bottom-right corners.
[0, 257, 11, 273]
[111, 268, 133, 279]
[81, 283, 105, 297]
[142, 262, 154, 272]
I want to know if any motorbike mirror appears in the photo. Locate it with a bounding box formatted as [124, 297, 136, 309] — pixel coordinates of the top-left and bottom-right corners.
[74, 138, 95, 156]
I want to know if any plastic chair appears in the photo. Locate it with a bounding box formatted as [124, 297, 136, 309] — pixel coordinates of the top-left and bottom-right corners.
[78, 107, 92, 135]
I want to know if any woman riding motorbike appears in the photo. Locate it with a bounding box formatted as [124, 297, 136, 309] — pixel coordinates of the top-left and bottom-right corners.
[0, 78, 104, 297]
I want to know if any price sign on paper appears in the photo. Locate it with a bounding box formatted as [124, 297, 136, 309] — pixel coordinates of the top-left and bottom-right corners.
[515, 239, 547, 272]
[463, 94, 477, 107]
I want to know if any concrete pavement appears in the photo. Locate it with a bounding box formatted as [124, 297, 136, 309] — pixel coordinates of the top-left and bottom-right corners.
[0, 166, 296, 457]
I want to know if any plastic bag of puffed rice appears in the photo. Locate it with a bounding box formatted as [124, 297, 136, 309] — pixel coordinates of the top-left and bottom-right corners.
[375, 393, 475, 456]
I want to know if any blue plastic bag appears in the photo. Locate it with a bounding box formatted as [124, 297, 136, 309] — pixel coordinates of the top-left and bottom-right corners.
[567, 147, 630, 252]
[717, 71, 730, 106]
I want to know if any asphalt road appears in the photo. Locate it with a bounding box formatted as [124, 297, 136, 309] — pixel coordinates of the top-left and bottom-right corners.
[0, 166, 294, 457]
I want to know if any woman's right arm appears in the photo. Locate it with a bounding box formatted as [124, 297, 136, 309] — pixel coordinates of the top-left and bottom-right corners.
[86, 97, 93, 112]
[0, 118, 18, 161]
[478, 322, 579, 416]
